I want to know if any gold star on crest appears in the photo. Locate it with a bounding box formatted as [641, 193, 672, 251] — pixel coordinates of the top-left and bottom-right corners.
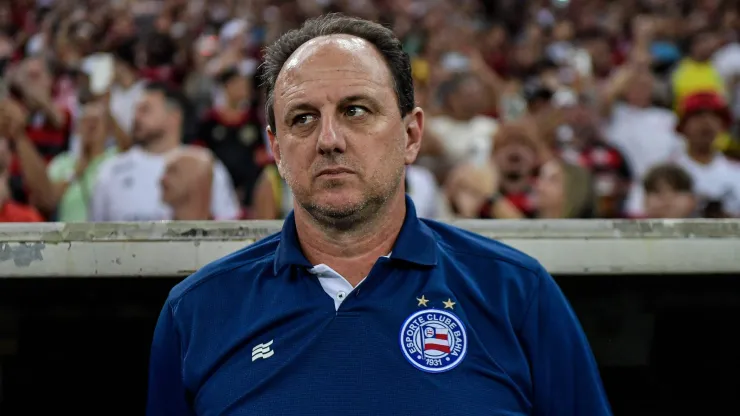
[443, 298, 456, 309]
[416, 295, 429, 307]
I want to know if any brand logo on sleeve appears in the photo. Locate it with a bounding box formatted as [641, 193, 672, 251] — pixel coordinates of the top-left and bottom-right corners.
[399, 309, 467, 373]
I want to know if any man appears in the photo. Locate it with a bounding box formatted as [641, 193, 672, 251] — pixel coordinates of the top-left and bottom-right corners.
[90, 82, 239, 222]
[671, 28, 724, 111]
[161, 147, 214, 221]
[5, 56, 72, 206]
[669, 91, 740, 217]
[558, 99, 632, 218]
[0, 137, 43, 222]
[147, 15, 611, 416]
[195, 67, 269, 208]
[2, 95, 116, 221]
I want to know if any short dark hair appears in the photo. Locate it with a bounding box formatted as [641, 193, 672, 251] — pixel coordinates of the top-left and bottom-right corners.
[260, 13, 414, 133]
[145, 81, 186, 113]
[217, 67, 242, 86]
[437, 72, 480, 107]
[112, 37, 138, 69]
[643, 164, 694, 193]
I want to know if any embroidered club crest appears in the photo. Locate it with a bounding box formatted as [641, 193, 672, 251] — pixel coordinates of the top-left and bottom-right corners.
[399, 309, 467, 373]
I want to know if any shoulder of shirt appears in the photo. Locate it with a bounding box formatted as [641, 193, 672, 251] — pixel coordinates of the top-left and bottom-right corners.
[95, 148, 139, 178]
[167, 231, 282, 304]
[421, 218, 544, 277]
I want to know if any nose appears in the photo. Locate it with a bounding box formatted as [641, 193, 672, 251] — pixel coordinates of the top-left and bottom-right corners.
[316, 113, 346, 155]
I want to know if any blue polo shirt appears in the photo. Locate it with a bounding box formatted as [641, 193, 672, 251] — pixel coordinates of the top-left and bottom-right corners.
[147, 196, 612, 416]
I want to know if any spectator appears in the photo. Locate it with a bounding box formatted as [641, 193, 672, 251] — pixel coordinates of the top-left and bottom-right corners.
[670, 91, 740, 216]
[45, 99, 116, 221]
[535, 159, 597, 219]
[5, 56, 72, 206]
[0, 138, 43, 223]
[491, 122, 547, 218]
[1, 0, 740, 223]
[90, 82, 239, 221]
[671, 27, 725, 110]
[195, 67, 268, 208]
[424, 73, 499, 170]
[558, 99, 632, 218]
[161, 146, 214, 221]
[443, 161, 523, 219]
[108, 37, 147, 145]
[643, 163, 697, 219]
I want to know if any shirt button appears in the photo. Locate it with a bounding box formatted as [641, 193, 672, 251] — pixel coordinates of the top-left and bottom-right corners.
[337, 291, 347, 300]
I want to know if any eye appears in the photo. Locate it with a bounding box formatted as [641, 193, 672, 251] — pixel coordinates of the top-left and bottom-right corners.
[292, 114, 317, 126]
[344, 105, 368, 118]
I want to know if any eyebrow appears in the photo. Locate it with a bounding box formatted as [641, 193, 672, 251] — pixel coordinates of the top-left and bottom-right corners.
[338, 94, 377, 108]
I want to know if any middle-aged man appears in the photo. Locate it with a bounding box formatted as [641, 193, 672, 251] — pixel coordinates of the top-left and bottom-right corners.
[147, 14, 611, 416]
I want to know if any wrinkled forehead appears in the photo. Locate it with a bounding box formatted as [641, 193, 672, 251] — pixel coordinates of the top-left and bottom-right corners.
[274, 34, 394, 100]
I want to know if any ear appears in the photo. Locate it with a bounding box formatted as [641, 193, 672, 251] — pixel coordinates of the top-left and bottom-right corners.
[403, 107, 424, 165]
[266, 126, 283, 176]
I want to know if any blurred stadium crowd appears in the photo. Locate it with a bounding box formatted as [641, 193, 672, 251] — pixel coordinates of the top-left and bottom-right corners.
[0, 0, 739, 223]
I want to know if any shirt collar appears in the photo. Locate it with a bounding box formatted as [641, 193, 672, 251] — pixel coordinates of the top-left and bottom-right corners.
[273, 194, 438, 274]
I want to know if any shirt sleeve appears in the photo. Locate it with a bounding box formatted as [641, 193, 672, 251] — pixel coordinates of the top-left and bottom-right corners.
[210, 160, 241, 220]
[147, 301, 195, 416]
[520, 267, 613, 416]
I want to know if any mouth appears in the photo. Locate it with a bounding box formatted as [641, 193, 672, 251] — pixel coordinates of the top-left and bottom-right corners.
[316, 167, 355, 178]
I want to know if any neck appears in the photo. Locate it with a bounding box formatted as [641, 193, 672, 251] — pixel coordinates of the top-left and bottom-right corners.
[294, 191, 406, 285]
[117, 72, 136, 89]
[172, 200, 211, 220]
[224, 99, 243, 111]
[144, 134, 179, 154]
[84, 141, 107, 158]
[538, 203, 564, 219]
[687, 146, 715, 164]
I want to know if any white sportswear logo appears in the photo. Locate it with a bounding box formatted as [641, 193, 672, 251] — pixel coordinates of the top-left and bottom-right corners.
[252, 340, 274, 361]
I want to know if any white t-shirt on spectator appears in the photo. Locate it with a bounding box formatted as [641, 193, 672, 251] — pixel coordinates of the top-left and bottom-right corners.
[626, 147, 740, 217]
[606, 103, 683, 218]
[712, 43, 740, 117]
[89, 146, 240, 221]
[426, 115, 499, 167]
[604, 103, 683, 179]
[406, 165, 443, 219]
[673, 150, 740, 216]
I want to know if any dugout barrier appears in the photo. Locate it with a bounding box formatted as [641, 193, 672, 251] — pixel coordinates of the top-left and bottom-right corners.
[0, 219, 738, 415]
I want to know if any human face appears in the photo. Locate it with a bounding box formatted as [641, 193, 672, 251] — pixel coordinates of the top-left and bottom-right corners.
[21, 57, 52, 92]
[225, 75, 249, 105]
[132, 91, 169, 145]
[645, 182, 695, 218]
[77, 102, 107, 148]
[268, 35, 423, 227]
[535, 160, 565, 217]
[683, 111, 723, 153]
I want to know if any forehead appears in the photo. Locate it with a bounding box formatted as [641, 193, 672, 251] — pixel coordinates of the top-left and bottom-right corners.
[140, 91, 165, 106]
[274, 35, 394, 104]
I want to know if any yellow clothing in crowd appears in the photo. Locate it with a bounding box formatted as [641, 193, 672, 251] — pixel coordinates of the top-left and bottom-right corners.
[671, 58, 726, 110]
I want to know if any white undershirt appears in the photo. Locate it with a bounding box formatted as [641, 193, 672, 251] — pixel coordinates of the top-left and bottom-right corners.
[308, 253, 391, 310]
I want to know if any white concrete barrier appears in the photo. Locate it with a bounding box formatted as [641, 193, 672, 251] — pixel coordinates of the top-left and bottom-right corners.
[0, 219, 738, 277]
